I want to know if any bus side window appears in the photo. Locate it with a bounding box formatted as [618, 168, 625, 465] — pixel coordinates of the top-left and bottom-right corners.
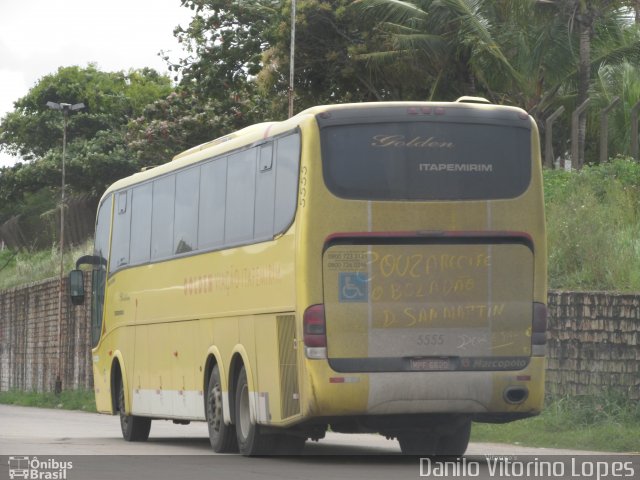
[130, 183, 152, 264]
[225, 148, 257, 245]
[254, 143, 275, 239]
[110, 190, 130, 271]
[92, 195, 112, 347]
[198, 157, 227, 250]
[174, 167, 200, 254]
[151, 175, 176, 260]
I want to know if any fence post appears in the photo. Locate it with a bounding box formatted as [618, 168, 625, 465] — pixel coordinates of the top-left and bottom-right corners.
[545, 106, 565, 168]
[571, 99, 591, 170]
[599, 97, 620, 164]
[632, 100, 640, 161]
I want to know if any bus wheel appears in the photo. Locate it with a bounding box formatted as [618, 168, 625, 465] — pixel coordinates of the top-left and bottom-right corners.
[118, 380, 151, 441]
[206, 365, 238, 453]
[436, 420, 471, 456]
[397, 432, 438, 455]
[234, 366, 273, 455]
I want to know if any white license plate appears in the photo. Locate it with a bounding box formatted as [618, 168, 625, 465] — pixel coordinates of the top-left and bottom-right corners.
[409, 358, 451, 371]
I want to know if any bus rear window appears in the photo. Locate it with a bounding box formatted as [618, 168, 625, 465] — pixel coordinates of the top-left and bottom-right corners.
[321, 121, 531, 200]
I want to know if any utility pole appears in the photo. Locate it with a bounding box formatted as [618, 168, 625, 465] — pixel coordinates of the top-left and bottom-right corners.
[288, 0, 296, 118]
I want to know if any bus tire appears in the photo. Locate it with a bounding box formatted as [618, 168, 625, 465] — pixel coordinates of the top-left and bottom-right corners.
[118, 380, 151, 442]
[206, 365, 238, 453]
[397, 432, 438, 455]
[234, 366, 274, 455]
[436, 420, 471, 456]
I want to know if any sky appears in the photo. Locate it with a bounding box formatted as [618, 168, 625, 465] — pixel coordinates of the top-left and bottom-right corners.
[0, 0, 194, 167]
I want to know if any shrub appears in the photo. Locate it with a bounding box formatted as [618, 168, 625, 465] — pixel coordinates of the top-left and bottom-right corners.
[544, 158, 640, 291]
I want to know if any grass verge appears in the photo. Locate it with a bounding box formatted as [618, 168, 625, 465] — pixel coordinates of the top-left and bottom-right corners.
[471, 393, 640, 453]
[544, 157, 640, 291]
[0, 240, 92, 291]
[0, 389, 97, 413]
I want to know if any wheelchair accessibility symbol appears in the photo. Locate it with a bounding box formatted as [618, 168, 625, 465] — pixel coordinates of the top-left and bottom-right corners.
[339, 272, 369, 302]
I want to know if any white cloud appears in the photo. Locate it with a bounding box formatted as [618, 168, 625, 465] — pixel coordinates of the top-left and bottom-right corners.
[0, 70, 27, 117]
[0, 152, 21, 169]
[0, 0, 193, 166]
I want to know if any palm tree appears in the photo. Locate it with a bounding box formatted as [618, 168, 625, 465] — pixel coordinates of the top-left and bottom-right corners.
[593, 60, 640, 158]
[543, 0, 639, 166]
[352, 0, 521, 100]
[354, 0, 640, 166]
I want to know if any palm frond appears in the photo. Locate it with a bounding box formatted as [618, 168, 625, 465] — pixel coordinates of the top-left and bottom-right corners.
[353, 0, 430, 24]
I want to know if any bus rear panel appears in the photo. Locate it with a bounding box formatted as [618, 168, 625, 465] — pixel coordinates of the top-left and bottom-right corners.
[296, 103, 546, 446]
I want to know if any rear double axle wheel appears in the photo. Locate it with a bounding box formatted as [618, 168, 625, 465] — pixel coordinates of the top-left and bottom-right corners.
[234, 366, 305, 456]
[206, 365, 238, 453]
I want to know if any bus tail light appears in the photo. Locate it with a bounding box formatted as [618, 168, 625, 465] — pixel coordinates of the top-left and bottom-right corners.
[304, 304, 327, 359]
[532, 302, 547, 356]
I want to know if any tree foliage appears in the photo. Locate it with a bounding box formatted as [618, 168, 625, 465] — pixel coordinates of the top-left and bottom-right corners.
[0, 65, 172, 224]
[127, 0, 277, 162]
[168, 0, 452, 117]
[0, 65, 172, 158]
[258, 0, 414, 116]
[170, 0, 275, 97]
[126, 89, 268, 167]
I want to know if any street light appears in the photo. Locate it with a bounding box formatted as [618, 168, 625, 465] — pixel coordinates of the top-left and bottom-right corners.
[46, 101, 85, 395]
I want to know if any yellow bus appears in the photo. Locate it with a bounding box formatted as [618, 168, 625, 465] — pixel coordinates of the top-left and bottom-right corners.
[70, 99, 547, 456]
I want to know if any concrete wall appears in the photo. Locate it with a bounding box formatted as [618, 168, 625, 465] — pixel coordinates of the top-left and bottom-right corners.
[0, 275, 92, 392]
[546, 290, 639, 399]
[1, 278, 639, 399]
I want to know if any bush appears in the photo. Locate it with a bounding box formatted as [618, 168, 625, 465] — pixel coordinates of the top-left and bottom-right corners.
[0, 240, 92, 291]
[544, 157, 640, 291]
[0, 389, 96, 412]
[543, 391, 640, 430]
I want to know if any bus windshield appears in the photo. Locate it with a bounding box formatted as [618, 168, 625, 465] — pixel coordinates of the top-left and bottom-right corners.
[321, 120, 531, 201]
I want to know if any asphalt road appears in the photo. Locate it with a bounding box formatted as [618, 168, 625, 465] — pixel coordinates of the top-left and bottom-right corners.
[1, 405, 636, 480]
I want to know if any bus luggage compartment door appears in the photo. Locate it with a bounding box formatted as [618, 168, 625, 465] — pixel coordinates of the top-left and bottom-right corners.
[322, 241, 534, 373]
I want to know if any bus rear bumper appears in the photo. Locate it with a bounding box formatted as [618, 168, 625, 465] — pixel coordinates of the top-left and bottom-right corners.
[302, 357, 545, 419]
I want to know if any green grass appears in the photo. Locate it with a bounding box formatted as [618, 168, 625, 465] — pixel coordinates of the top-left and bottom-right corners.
[544, 157, 640, 291]
[0, 389, 97, 412]
[471, 393, 640, 453]
[0, 239, 92, 291]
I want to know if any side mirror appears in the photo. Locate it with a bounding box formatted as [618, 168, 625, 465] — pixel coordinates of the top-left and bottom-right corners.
[69, 269, 85, 306]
